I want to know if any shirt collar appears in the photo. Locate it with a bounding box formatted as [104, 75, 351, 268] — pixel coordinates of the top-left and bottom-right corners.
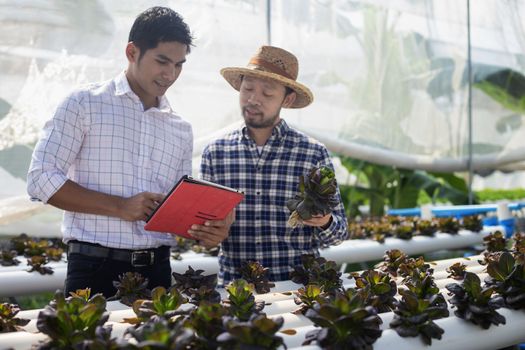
[114, 71, 133, 96]
[273, 119, 288, 139]
[240, 119, 289, 143]
[114, 71, 172, 113]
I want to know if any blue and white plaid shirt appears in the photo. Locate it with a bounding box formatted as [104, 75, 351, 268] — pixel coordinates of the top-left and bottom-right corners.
[200, 119, 348, 284]
[27, 72, 193, 250]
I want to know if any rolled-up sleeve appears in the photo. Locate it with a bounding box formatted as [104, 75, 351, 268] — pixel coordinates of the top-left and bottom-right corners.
[27, 94, 85, 203]
[314, 150, 349, 247]
[316, 205, 348, 247]
[181, 127, 193, 178]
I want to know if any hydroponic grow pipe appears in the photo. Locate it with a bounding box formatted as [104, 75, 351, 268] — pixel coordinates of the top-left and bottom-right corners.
[0, 229, 493, 298]
[388, 202, 525, 217]
[3, 254, 522, 350]
[287, 307, 525, 350]
[15, 253, 489, 322]
[321, 229, 493, 265]
[303, 126, 525, 172]
[0, 255, 220, 297]
[5, 282, 524, 350]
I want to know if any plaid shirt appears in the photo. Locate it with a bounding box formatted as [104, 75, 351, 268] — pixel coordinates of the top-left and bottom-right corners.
[27, 72, 193, 249]
[200, 119, 348, 285]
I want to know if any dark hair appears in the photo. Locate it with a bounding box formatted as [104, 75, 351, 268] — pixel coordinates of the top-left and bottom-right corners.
[128, 6, 194, 60]
[240, 75, 296, 96]
[285, 86, 295, 96]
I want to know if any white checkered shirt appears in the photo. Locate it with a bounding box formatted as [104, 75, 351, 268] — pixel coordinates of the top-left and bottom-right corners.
[27, 72, 193, 249]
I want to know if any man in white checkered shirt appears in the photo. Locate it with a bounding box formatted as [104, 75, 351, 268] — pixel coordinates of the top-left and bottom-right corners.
[27, 7, 235, 298]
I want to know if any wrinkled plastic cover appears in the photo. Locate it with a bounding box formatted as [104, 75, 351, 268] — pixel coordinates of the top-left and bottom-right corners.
[1, 0, 525, 205]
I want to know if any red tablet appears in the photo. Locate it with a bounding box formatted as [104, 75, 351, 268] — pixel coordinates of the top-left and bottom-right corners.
[144, 175, 244, 238]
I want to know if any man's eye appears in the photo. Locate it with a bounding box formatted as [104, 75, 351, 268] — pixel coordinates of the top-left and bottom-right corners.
[157, 60, 168, 65]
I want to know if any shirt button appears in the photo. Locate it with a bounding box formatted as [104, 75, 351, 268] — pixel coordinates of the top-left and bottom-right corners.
[256, 191, 260, 195]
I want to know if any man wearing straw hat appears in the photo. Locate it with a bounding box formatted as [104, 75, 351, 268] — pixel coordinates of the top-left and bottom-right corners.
[190, 46, 348, 285]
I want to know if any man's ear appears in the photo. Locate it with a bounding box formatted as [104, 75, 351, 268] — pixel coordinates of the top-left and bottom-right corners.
[125, 42, 139, 63]
[282, 90, 297, 108]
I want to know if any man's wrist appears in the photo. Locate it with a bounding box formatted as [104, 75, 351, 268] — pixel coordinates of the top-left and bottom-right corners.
[320, 215, 333, 230]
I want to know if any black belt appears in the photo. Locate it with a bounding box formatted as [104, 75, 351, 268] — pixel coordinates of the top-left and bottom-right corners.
[68, 241, 170, 267]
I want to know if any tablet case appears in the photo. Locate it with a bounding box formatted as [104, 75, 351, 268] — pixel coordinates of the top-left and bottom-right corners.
[144, 175, 244, 238]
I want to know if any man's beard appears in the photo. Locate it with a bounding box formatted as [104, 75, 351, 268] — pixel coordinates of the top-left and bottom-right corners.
[242, 106, 280, 129]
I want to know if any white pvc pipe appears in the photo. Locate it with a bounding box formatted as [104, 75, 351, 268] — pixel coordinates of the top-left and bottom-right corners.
[18, 302, 525, 350]
[0, 331, 48, 349]
[17, 253, 489, 322]
[280, 324, 315, 348]
[0, 195, 50, 226]
[304, 127, 525, 172]
[5, 272, 524, 349]
[0, 269, 68, 297]
[1, 260, 65, 272]
[432, 264, 485, 280]
[0, 256, 220, 297]
[373, 307, 525, 350]
[171, 256, 220, 273]
[263, 269, 492, 317]
[0, 226, 493, 276]
[321, 229, 492, 266]
[429, 254, 483, 269]
[1, 252, 218, 273]
[288, 308, 525, 350]
[18, 300, 134, 323]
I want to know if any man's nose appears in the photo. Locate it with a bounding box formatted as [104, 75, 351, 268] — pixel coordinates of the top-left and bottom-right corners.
[163, 66, 177, 81]
[247, 92, 261, 105]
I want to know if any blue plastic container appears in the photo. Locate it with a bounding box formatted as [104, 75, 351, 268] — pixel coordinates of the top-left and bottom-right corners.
[499, 217, 515, 238]
[482, 216, 499, 226]
[387, 202, 525, 218]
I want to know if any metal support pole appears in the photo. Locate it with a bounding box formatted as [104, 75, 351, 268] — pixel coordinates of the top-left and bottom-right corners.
[266, 0, 272, 45]
[467, 0, 474, 204]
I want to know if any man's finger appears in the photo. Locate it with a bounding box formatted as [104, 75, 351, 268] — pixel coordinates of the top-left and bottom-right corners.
[190, 227, 220, 238]
[153, 193, 165, 202]
[146, 201, 158, 211]
[200, 219, 228, 227]
[193, 222, 224, 231]
[144, 192, 165, 202]
[188, 228, 208, 239]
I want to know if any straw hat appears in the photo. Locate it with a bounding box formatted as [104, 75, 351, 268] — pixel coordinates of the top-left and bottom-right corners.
[220, 46, 313, 108]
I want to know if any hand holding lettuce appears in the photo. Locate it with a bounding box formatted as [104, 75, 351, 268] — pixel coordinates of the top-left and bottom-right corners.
[286, 166, 339, 228]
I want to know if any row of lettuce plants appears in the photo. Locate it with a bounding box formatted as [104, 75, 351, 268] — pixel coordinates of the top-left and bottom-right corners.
[1, 231, 523, 349]
[348, 215, 484, 242]
[0, 199, 486, 274]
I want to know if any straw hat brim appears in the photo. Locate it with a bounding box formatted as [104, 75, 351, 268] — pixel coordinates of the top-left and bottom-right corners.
[220, 67, 313, 109]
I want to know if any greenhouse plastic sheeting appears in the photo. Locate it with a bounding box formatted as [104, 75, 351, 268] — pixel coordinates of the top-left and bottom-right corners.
[2, 1, 525, 203]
